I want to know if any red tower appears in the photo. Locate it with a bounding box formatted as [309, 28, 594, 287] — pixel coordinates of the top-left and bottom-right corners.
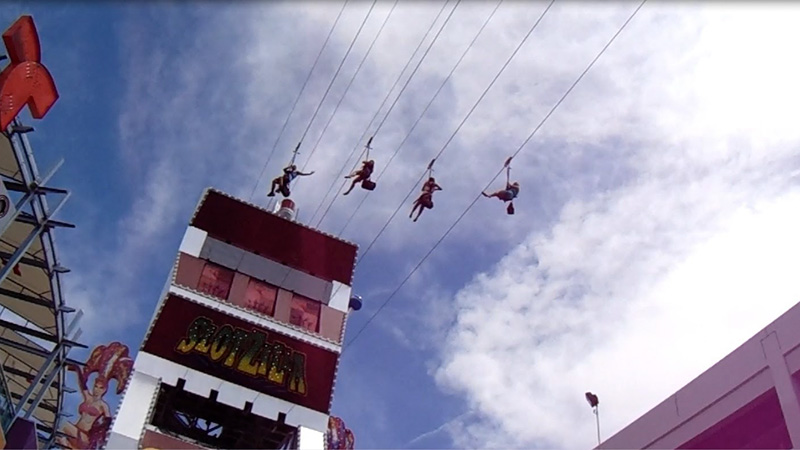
[106, 188, 358, 449]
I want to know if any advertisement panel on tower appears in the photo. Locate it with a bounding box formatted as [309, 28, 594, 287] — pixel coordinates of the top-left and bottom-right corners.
[142, 294, 339, 413]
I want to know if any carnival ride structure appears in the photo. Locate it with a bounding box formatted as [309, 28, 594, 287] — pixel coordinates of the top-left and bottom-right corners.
[0, 117, 86, 447]
[0, 13, 88, 449]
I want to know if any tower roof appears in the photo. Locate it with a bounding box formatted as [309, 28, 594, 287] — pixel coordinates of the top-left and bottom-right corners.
[190, 188, 358, 286]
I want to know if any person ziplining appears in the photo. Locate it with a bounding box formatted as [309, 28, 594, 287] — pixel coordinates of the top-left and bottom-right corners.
[344, 137, 377, 195]
[410, 159, 441, 222]
[482, 156, 519, 215]
[268, 142, 315, 197]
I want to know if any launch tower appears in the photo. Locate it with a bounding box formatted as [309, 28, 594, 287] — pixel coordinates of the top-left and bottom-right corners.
[106, 189, 359, 449]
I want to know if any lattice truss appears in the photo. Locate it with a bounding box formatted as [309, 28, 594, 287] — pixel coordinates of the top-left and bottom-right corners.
[0, 119, 86, 448]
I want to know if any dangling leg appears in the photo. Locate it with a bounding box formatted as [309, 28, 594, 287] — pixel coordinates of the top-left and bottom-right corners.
[414, 195, 432, 222]
[482, 190, 501, 199]
[278, 174, 293, 197]
[268, 177, 281, 196]
[343, 177, 361, 195]
[280, 182, 291, 197]
[410, 198, 421, 218]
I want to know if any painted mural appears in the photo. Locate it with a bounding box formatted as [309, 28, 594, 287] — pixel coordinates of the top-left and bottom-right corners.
[326, 416, 355, 450]
[57, 342, 133, 449]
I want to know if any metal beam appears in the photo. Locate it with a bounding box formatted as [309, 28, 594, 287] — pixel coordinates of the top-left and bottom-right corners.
[0, 318, 59, 344]
[0, 335, 84, 366]
[45, 411, 65, 449]
[3, 180, 68, 195]
[2, 365, 64, 390]
[0, 251, 48, 270]
[0, 158, 64, 232]
[64, 310, 82, 338]
[12, 344, 59, 416]
[0, 286, 52, 308]
[0, 192, 71, 287]
[14, 213, 75, 229]
[9, 392, 57, 414]
[24, 359, 62, 419]
[36, 423, 53, 435]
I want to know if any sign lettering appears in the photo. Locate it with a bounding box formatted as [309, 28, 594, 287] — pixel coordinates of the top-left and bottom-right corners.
[175, 317, 308, 395]
[0, 15, 58, 131]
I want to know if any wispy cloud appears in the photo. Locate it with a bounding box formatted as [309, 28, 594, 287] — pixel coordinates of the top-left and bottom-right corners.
[431, 3, 800, 448]
[404, 411, 472, 448]
[60, 4, 303, 340]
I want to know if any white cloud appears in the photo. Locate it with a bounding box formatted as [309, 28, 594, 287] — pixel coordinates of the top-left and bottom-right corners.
[432, 3, 800, 449]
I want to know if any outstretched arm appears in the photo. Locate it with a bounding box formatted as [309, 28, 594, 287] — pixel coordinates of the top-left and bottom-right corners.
[70, 365, 88, 391]
[298, 171, 315, 176]
[68, 364, 90, 400]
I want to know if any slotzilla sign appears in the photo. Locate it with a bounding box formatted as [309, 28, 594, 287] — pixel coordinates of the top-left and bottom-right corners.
[142, 294, 339, 413]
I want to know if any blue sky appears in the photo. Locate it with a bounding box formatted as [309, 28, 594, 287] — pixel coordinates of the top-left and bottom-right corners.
[4, 1, 800, 448]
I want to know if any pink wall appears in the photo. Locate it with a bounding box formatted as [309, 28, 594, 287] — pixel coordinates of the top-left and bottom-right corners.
[598, 299, 800, 449]
[274, 289, 292, 323]
[174, 253, 204, 288]
[678, 388, 791, 449]
[174, 251, 344, 342]
[227, 272, 250, 308]
[319, 307, 345, 343]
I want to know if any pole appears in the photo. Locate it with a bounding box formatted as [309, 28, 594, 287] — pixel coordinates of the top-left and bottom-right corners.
[365, 136, 373, 160]
[595, 405, 601, 445]
[291, 141, 301, 165]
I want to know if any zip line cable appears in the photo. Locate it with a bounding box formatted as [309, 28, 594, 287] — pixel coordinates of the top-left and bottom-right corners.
[297, 0, 379, 147]
[324, 0, 552, 305]
[307, 1, 453, 225]
[342, 0, 648, 352]
[277, 3, 455, 316]
[336, 0, 504, 236]
[247, 0, 349, 201]
[371, 0, 462, 137]
[261, 0, 377, 212]
[270, 0, 400, 302]
[295, 0, 400, 179]
[314, 0, 464, 228]
[344, 0, 556, 273]
[308, 1, 455, 226]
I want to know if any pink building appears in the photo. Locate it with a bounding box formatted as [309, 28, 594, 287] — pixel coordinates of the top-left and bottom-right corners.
[597, 301, 800, 449]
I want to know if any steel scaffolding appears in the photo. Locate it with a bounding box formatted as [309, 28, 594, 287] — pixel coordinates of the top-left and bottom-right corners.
[0, 118, 86, 448]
